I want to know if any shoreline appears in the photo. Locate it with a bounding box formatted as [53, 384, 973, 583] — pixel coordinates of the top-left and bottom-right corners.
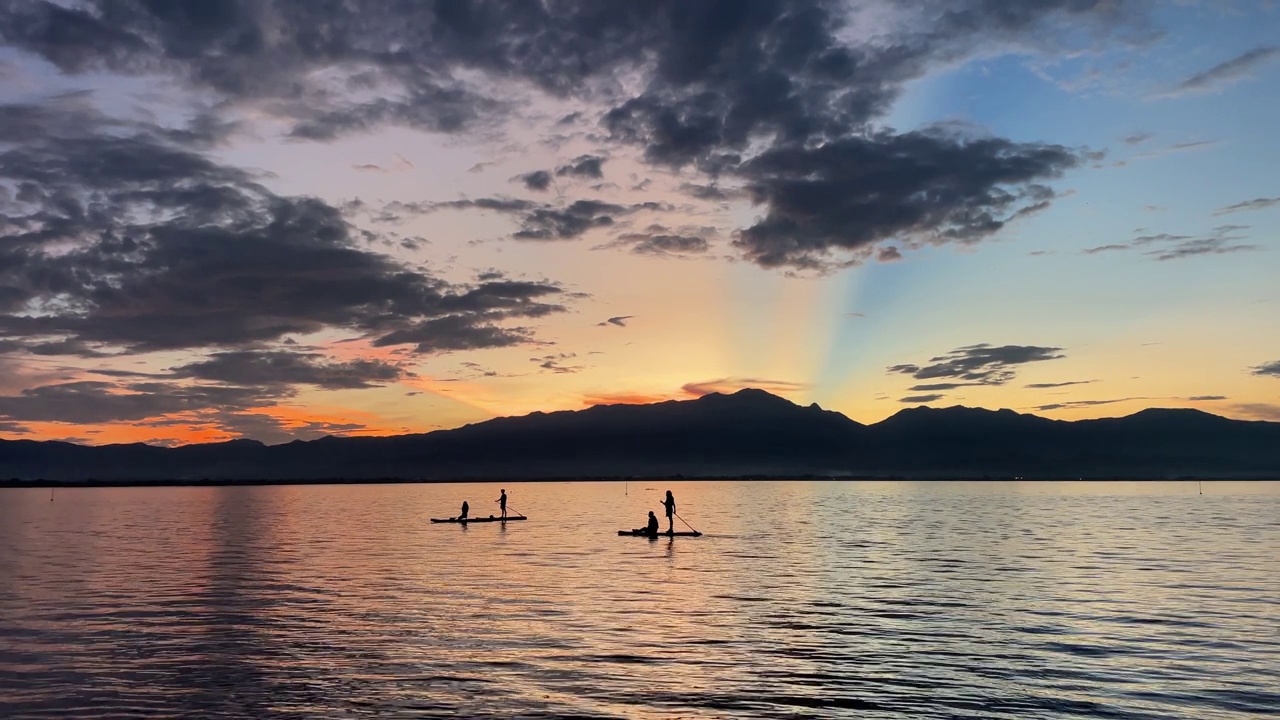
[3, 475, 1276, 488]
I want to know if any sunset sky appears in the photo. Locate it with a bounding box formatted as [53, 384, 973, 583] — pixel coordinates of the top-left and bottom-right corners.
[1, 0, 1277, 446]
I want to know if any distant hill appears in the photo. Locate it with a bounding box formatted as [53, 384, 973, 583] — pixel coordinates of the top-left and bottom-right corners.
[2, 389, 1278, 483]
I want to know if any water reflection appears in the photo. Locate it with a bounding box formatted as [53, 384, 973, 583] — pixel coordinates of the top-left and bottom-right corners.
[1, 481, 1277, 719]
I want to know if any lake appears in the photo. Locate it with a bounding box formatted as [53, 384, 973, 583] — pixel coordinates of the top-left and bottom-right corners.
[2, 481, 1278, 719]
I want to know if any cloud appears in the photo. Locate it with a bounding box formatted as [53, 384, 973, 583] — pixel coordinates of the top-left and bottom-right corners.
[611, 232, 711, 257]
[531, 353, 583, 374]
[1087, 226, 1258, 261]
[908, 383, 975, 392]
[555, 155, 606, 179]
[1034, 397, 1146, 411]
[516, 170, 553, 192]
[1153, 47, 1280, 99]
[583, 392, 676, 407]
[731, 135, 1075, 270]
[889, 344, 1065, 385]
[1252, 360, 1280, 378]
[351, 154, 414, 173]
[877, 246, 903, 262]
[681, 378, 806, 397]
[1026, 380, 1096, 388]
[680, 183, 742, 201]
[1083, 244, 1129, 255]
[0, 419, 31, 434]
[172, 351, 407, 390]
[899, 394, 944, 403]
[1229, 403, 1280, 422]
[1214, 197, 1280, 216]
[0, 101, 569, 357]
[1122, 132, 1152, 145]
[0, 0, 1151, 272]
[596, 316, 634, 327]
[513, 200, 628, 240]
[0, 381, 287, 425]
[1146, 237, 1257, 261]
[1187, 395, 1226, 401]
[421, 197, 658, 241]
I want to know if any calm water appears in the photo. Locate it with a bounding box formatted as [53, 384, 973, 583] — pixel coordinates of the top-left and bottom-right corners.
[1, 481, 1278, 719]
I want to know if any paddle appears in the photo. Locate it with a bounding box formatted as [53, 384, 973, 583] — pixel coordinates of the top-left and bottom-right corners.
[673, 510, 699, 535]
[504, 504, 527, 519]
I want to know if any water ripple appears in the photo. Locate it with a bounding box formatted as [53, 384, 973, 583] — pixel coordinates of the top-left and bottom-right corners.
[2, 481, 1278, 719]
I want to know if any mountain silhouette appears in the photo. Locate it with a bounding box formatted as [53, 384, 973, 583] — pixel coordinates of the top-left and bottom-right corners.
[2, 390, 1277, 483]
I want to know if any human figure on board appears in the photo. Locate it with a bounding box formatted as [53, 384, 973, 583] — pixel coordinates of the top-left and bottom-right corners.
[661, 490, 676, 533]
[633, 511, 659, 536]
[459, 500, 469, 521]
[497, 489, 508, 519]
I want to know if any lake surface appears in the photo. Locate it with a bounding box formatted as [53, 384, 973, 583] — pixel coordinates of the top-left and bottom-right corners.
[1, 481, 1278, 719]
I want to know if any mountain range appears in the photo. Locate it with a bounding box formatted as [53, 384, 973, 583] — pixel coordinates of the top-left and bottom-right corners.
[2, 389, 1278, 483]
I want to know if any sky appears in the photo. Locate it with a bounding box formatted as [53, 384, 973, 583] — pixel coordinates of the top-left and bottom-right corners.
[0, 0, 1277, 446]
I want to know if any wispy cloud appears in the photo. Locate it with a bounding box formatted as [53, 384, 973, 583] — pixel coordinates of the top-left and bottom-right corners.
[1252, 360, 1280, 378]
[1083, 226, 1257, 261]
[888, 344, 1065, 386]
[1151, 47, 1279, 99]
[1229, 403, 1280, 421]
[899, 394, 944, 404]
[1026, 380, 1096, 389]
[596, 316, 634, 327]
[1035, 397, 1148, 411]
[681, 378, 806, 397]
[1214, 197, 1280, 216]
[351, 154, 414, 173]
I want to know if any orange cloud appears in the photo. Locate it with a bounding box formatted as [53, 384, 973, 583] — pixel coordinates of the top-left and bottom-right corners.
[582, 392, 679, 407]
[680, 377, 807, 397]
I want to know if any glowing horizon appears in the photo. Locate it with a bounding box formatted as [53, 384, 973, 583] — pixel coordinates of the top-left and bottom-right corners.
[0, 1, 1277, 446]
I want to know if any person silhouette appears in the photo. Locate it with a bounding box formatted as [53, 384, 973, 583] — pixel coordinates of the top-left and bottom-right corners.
[660, 490, 676, 534]
[459, 500, 469, 521]
[497, 489, 507, 519]
[634, 511, 659, 536]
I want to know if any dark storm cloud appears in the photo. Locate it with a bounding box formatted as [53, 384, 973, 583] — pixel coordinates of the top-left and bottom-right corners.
[889, 344, 1065, 385]
[732, 134, 1077, 269]
[0, 0, 1150, 271]
[555, 155, 605, 179]
[0, 101, 568, 356]
[172, 351, 407, 390]
[371, 314, 534, 354]
[0, 380, 285, 424]
[1155, 47, 1279, 99]
[899, 394, 944, 403]
[1252, 360, 1280, 378]
[1026, 380, 1095, 389]
[516, 170, 553, 192]
[1214, 197, 1280, 215]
